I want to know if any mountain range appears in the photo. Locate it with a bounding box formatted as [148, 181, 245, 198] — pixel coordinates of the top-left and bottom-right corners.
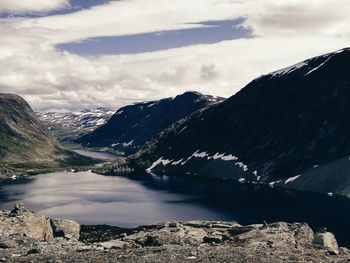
[3, 48, 350, 196]
[123, 48, 350, 196]
[37, 108, 114, 142]
[77, 91, 224, 155]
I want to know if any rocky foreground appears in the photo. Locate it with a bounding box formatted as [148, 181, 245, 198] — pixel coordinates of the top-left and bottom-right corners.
[0, 204, 349, 263]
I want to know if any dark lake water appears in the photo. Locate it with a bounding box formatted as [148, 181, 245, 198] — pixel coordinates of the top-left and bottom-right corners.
[0, 171, 349, 246]
[73, 150, 120, 160]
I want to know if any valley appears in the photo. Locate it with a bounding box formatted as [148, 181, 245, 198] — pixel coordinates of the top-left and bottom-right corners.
[2, 1, 350, 262]
[1, 48, 350, 262]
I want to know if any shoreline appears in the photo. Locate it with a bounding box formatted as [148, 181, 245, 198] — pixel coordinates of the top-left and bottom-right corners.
[0, 204, 349, 263]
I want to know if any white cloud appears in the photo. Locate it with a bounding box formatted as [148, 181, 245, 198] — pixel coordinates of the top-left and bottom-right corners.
[14, 0, 245, 46]
[0, 0, 70, 14]
[0, 0, 350, 111]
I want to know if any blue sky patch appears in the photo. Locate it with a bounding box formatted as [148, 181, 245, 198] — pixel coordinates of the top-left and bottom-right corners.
[0, 0, 114, 18]
[57, 18, 253, 56]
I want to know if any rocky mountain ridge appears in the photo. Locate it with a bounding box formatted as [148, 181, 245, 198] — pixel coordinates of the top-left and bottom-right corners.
[1, 204, 348, 263]
[77, 91, 224, 155]
[37, 107, 114, 142]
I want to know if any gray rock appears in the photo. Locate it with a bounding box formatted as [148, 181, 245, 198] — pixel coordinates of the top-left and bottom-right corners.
[9, 203, 27, 216]
[236, 222, 315, 250]
[0, 204, 53, 240]
[99, 240, 129, 249]
[51, 219, 80, 240]
[314, 232, 339, 254]
[64, 234, 73, 240]
[124, 224, 207, 246]
[0, 239, 17, 248]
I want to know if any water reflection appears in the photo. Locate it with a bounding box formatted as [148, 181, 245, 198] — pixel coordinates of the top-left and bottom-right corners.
[0, 171, 349, 246]
[73, 150, 119, 160]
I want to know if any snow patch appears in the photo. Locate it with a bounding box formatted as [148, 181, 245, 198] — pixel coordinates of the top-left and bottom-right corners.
[123, 140, 134, 147]
[269, 61, 307, 77]
[171, 159, 184, 165]
[220, 154, 238, 161]
[178, 126, 187, 134]
[305, 53, 335, 76]
[96, 119, 106, 126]
[285, 175, 301, 184]
[147, 102, 157, 107]
[146, 157, 173, 172]
[192, 150, 209, 158]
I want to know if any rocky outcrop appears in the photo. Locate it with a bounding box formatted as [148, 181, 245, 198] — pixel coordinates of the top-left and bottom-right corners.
[0, 204, 349, 263]
[51, 219, 81, 240]
[0, 203, 53, 240]
[314, 231, 340, 254]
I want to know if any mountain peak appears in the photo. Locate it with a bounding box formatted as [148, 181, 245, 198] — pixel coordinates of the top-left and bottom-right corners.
[77, 91, 223, 155]
[263, 47, 350, 79]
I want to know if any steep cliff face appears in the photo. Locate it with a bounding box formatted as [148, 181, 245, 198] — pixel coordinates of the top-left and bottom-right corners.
[126, 48, 350, 195]
[0, 93, 60, 163]
[77, 91, 224, 155]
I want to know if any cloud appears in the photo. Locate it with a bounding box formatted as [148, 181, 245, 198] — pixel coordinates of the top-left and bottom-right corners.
[12, 0, 245, 45]
[0, 0, 350, 111]
[200, 64, 219, 82]
[245, 0, 350, 36]
[0, 0, 70, 14]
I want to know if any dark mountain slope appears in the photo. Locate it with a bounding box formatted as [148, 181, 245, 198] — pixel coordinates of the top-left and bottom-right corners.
[0, 93, 59, 163]
[77, 91, 224, 155]
[125, 48, 350, 194]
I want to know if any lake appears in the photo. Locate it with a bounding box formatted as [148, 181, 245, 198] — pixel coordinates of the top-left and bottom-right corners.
[73, 149, 120, 160]
[0, 171, 349, 246]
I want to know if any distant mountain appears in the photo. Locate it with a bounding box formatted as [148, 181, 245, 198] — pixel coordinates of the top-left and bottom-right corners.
[125, 48, 350, 196]
[77, 91, 224, 155]
[0, 93, 60, 163]
[0, 94, 104, 178]
[37, 108, 114, 142]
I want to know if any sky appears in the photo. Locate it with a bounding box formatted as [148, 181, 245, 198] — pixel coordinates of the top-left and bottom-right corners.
[0, 0, 349, 112]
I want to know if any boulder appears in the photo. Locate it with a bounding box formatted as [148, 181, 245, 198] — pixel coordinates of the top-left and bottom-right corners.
[51, 219, 80, 240]
[314, 232, 339, 254]
[0, 204, 53, 240]
[25, 213, 53, 240]
[235, 222, 315, 250]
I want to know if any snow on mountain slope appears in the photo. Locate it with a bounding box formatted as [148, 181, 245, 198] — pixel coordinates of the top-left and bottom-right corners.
[37, 108, 114, 141]
[77, 91, 225, 155]
[266, 47, 349, 78]
[124, 48, 350, 196]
